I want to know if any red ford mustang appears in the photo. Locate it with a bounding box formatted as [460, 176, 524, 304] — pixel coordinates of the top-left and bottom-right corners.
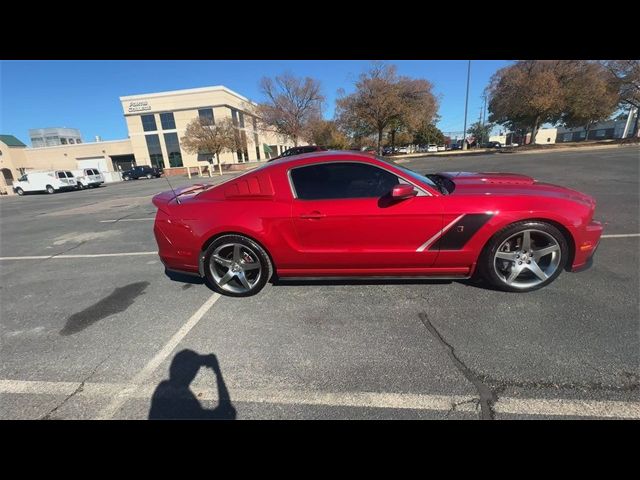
[153, 151, 603, 296]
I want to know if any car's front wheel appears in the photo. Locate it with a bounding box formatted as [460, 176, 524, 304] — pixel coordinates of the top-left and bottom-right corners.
[146, 173, 153, 179]
[479, 221, 568, 292]
[15, 187, 24, 196]
[46, 185, 55, 194]
[203, 235, 272, 297]
[123, 175, 131, 181]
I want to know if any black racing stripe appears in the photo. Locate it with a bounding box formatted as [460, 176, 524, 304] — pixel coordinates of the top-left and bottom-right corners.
[429, 213, 493, 251]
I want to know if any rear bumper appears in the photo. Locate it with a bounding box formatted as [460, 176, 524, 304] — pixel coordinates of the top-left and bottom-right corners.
[153, 220, 200, 275]
[571, 220, 603, 272]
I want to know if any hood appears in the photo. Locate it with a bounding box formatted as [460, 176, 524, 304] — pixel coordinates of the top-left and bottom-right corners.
[438, 171, 596, 208]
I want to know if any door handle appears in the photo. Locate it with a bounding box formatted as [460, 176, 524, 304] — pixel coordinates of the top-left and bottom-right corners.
[299, 211, 326, 219]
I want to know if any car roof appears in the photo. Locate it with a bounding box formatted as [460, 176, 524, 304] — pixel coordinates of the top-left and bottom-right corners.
[265, 150, 378, 167]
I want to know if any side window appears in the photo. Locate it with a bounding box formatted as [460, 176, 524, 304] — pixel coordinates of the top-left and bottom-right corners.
[290, 163, 400, 200]
[18, 175, 27, 182]
[57, 171, 66, 179]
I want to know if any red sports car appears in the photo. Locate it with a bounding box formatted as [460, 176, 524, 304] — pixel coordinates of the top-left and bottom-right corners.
[153, 151, 602, 296]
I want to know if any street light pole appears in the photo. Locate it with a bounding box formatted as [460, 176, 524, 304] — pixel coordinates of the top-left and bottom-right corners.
[462, 60, 471, 151]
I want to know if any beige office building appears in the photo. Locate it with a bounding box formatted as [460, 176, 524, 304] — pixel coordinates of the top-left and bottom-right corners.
[1, 85, 297, 193]
[120, 85, 294, 174]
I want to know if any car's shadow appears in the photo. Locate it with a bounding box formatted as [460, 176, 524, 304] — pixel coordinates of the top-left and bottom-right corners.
[165, 267, 505, 292]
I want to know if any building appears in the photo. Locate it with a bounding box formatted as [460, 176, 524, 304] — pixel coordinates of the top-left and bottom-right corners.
[29, 127, 83, 147]
[489, 127, 557, 146]
[0, 85, 299, 192]
[556, 119, 632, 143]
[119, 85, 293, 174]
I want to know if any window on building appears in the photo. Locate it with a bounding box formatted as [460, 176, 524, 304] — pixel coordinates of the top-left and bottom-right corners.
[579, 131, 586, 139]
[238, 111, 245, 128]
[69, 138, 75, 144]
[60, 138, 68, 145]
[160, 112, 176, 130]
[76, 139, 82, 144]
[141, 114, 158, 132]
[596, 129, 606, 138]
[145, 134, 165, 169]
[230, 109, 238, 126]
[164, 133, 183, 168]
[198, 109, 214, 125]
[290, 163, 401, 200]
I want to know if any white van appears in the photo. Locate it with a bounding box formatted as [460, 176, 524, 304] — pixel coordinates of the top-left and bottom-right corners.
[12, 170, 77, 195]
[73, 168, 104, 189]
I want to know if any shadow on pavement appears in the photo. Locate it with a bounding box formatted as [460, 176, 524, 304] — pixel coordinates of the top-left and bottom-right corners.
[149, 349, 236, 420]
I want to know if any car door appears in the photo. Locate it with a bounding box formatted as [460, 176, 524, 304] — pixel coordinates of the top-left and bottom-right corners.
[289, 161, 443, 273]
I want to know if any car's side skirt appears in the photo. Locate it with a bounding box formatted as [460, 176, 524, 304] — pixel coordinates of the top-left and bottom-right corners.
[277, 267, 471, 278]
[277, 275, 470, 281]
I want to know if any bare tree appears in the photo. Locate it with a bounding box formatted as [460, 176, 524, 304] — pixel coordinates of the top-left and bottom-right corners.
[336, 63, 438, 154]
[254, 73, 324, 146]
[601, 60, 640, 136]
[180, 117, 239, 175]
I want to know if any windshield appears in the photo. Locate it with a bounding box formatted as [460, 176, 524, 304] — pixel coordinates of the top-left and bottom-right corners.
[378, 156, 440, 191]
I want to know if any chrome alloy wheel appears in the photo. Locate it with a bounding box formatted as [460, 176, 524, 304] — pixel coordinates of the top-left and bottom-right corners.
[493, 229, 562, 289]
[209, 243, 262, 294]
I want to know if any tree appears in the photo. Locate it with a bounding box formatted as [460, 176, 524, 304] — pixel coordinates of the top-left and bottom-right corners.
[559, 62, 619, 140]
[488, 60, 565, 144]
[466, 121, 493, 146]
[180, 117, 239, 175]
[305, 118, 350, 149]
[601, 60, 640, 136]
[413, 122, 445, 146]
[336, 63, 438, 154]
[254, 73, 324, 146]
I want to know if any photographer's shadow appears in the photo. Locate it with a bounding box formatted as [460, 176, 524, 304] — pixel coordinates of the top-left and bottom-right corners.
[149, 349, 236, 420]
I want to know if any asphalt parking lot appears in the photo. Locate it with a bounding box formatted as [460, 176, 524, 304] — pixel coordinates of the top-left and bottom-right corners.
[1, 146, 638, 420]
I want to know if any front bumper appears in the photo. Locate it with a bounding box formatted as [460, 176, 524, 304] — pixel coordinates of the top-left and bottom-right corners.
[571, 220, 603, 272]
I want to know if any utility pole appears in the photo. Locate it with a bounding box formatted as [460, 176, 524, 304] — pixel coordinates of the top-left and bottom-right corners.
[462, 60, 471, 151]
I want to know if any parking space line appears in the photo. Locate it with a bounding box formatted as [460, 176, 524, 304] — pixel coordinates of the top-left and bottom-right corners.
[96, 292, 221, 420]
[601, 233, 640, 238]
[2, 379, 639, 419]
[0, 252, 157, 260]
[99, 218, 154, 223]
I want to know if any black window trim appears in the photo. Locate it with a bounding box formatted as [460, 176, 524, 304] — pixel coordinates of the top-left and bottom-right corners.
[287, 160, 432, 201]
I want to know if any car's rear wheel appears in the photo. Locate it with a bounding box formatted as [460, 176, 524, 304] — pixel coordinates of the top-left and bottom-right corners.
[123, 175, 131, 181]
[146, 173, 153, 179]
[46, 185, 55, 194]
[77, 182, 85, 190]
[15, 187, 24, 196]
[479, 221, 568, 292]
[203, 235, 272, 297]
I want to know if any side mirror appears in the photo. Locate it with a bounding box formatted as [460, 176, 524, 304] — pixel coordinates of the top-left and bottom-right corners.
[391, 184, 417, 200]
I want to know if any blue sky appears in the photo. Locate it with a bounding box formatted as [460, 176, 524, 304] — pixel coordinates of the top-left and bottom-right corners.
[1, 60, 512, 143]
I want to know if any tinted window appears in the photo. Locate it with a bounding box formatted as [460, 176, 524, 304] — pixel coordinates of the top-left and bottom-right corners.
[65, 171, 74, 177]
[199, 109, 214, 125]
[141, 114, 157, 132]
[56, 171, 65, 178]
[164, 133, 183, 167]
[291, 163, 400, 200]
[145, 135, 165, 169]
[160, 112, 176, 130]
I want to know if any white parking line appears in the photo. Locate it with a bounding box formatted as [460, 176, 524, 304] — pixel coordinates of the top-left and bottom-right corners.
[1, 379, 639, 419]
[96, 292, 221, 420]
[601, 233, 640, 238]
[0, 252, 157, 260]
[99, 218, 154, 223]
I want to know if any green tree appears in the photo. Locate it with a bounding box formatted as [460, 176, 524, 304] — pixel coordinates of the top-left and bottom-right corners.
[466, 121, 493, 146]
[413, 122, 445, 145]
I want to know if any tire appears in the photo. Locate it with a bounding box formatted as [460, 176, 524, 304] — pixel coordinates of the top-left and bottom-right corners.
[203, 234, 273, 297]
[146, 173, 153, 179]
[15, 187, 24, 196]
[46, 185, 55, 194]
[123, 175, 131, 181]
[77, 183, 85, 190]
[478, 221, 568, 292]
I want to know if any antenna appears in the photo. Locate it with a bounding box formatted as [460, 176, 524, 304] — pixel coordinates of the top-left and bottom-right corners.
[164, 171, 181, 205]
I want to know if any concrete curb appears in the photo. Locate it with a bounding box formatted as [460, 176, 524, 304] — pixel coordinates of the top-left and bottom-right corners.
[389, 143, 639, 161]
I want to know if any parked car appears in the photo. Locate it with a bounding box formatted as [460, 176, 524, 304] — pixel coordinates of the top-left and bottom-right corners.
[437, 146, 446, 152]
[360, 146, 377, 155]
[267, 145, 327, 162]
[481, 141, 503, 149]
[427, 145, 438, 153]
[382, 146, 394, 155]
[396, 146, 409, 154]
[122, 165, 163, 181]
[450, 144, 462, 150]
[152, 150, 602, 297]
[13, 170, 77, 195]
[73, 168, 104, 189]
